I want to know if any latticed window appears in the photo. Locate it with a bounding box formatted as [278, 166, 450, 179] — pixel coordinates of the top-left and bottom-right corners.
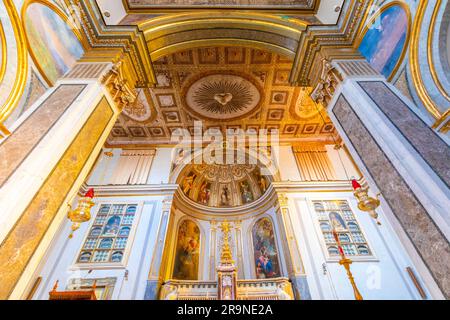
[313, 200, 371, 257]
[77, 204, 137, 264]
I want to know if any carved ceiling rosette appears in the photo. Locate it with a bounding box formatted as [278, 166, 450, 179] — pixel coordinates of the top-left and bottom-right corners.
[183, 72, 263, 122]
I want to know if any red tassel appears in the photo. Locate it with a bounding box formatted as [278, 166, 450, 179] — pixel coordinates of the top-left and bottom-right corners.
[84, 188, 95, 199]
[351, 179, 362, 190]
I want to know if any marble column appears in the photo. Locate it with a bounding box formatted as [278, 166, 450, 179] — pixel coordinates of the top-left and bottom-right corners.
[313, 59, 450, 299]
[144, 196, 174, 300]
[274, 191, 311, 300]
[0, 61, 134, 299]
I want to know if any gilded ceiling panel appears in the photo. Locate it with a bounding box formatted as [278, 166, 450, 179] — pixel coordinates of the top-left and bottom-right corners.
[126, 0, 316, 10]
[108, 46, 335, 146]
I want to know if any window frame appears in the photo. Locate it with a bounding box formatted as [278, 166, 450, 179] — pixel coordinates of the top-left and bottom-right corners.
[72, 200, 144, 269]
[308, 197, 378, 263]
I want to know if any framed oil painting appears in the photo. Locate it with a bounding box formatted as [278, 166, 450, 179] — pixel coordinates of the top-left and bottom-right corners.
[172, 219, 200, 280]
[252, 217, 280, 279]
[23, 2, 84, 85]
[358, 3, 410, 80]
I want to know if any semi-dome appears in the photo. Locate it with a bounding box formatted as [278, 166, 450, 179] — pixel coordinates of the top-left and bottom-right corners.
[176, 164, 271, 208]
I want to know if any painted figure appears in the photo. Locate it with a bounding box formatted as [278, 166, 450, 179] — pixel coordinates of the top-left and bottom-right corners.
[198, 181, 211, 205]
[103, 216, 121, 236]
[173, 220, 200, 280]
[220, 186, 231, 206]
[240, 181, 254, 204]
[182, 172, 196, 195]
[252, 218, 280, 279]
[329, 212, 347, 231]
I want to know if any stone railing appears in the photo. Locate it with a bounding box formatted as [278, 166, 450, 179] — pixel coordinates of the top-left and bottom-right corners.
[159, 277, 293, 300]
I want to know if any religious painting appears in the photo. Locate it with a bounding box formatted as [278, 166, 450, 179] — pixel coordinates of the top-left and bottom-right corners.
[254, 169, 269, 194]
[358, 4, 409, 79]
[329, 212, 347, 232]
[181, 172, 197, 195]
[24, 3, 84, 85]
[219, 184, 232, 207]
[240, 180, 254, 204]
[197, 181, 211, 205]
[102, 216, 121, 236]
[173, 220, 200, 280]
[252, 218, 280, 279]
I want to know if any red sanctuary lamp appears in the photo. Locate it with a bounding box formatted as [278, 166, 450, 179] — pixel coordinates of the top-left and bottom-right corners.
[351, 179, 382, 225]
[67, 188, 95, 238]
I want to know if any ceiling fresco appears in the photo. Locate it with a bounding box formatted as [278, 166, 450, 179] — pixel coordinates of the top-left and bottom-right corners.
[125, 0, 317, 10]
[107, 46, 335, 146]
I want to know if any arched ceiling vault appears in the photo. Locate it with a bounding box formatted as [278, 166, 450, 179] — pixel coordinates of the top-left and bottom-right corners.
[74, 0, 371, 88]
[137, 12, 307, 61]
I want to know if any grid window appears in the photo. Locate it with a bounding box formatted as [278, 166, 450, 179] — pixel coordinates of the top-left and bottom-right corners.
[313, 200, 372, 257]
[78, 204, 137, 264]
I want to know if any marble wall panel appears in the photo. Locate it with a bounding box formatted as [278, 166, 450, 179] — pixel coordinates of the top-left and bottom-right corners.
[0, 84, 86, 187]
[0, 97, 113, 299]
[358, 81, 450, 188]
[333, 95, 450, 298]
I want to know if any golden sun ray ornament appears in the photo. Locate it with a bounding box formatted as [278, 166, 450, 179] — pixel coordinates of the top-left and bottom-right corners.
[67, 188, 95, 238]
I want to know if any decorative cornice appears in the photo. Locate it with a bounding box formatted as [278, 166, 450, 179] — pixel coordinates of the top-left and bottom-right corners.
[65, 0, 155, 86]
[291, 0, 374, 86]
[78, 183, 178, 197]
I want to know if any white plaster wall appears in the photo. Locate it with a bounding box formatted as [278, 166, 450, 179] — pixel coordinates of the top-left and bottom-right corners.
[31, 196, 165, 300]
[325, 145, 360, 180]
[147, 148, 174, 184]
[277, 146, 301, 181]
[87, 148, 122, 185]
[287, 191, 429, 300]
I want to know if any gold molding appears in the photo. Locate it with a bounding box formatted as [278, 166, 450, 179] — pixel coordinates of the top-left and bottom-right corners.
[410, 0, 447, 120]
[0, 97, 114, 299]
[101, 61, 137, 111]
[179, 70, 265, 122]
[150, 38, 295, 62]
[355, 1, 411, 82]
[0, 0, 28, 125]
[0, 20, 6, 85]
[21, 0, 88, 87]
[122, 0, 320, 15]
[428, 0, 450, 103]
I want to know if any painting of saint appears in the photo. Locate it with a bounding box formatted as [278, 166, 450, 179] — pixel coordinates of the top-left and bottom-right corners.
[103, 216, 121, 236]
[198, 181, 211, 205]
[182, 172, 196, 195]
[358, 5, 409, 78]
[255, 170, 268, 193]
[329, 212, 347, 232]
[173, 220, 200, 280]
[252, 218, 280, 279]
[24, 3, 84, 85]
[220, 185, 231, 207]
[240, 180, 254, 204]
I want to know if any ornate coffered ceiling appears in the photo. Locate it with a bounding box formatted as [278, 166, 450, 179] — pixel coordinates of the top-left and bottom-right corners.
[107, 46, 337, 146]
[124, 0, 319, 11]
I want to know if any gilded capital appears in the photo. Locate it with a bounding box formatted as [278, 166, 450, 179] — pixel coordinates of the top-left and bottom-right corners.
[101, 61, 137, 111]
[310, 59, 343, 108]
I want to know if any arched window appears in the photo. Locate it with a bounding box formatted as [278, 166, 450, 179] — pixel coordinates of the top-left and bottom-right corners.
[172, 220, 201, 280]
[252, 217, 280, 279]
